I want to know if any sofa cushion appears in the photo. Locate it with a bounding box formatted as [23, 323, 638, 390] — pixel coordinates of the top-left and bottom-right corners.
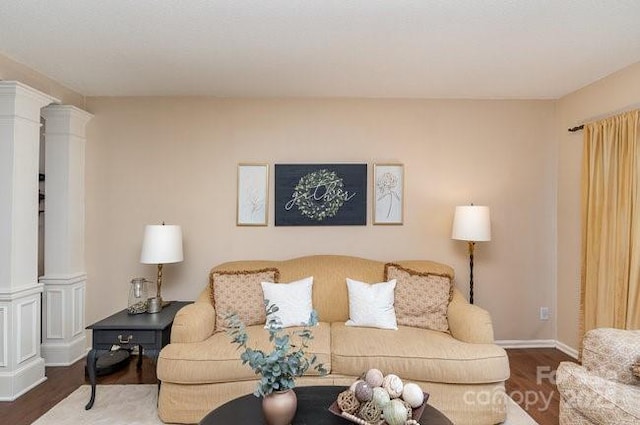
[385, 263, 452, 332]
[330, 322, 508, 384]
[158, 322, 331, 384]
[209, 268, 279, 332]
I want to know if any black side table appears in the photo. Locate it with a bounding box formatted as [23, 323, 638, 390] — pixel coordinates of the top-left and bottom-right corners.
[85, 301, 190, 410]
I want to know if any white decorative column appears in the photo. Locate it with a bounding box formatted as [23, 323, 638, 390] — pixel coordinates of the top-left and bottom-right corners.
[0, 81, 58, 400]
[40, 105, 93, 366]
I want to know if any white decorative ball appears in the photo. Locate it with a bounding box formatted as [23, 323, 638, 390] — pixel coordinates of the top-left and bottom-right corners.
[401, 383, 424, 408]
[365, 368, 384, 388]
[372, 386, 391, 409]
[382, 374, 404, 398]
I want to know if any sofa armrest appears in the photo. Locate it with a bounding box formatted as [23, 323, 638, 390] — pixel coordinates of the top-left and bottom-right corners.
[170, 302, 216, 343]
[447, 288, 495, 344]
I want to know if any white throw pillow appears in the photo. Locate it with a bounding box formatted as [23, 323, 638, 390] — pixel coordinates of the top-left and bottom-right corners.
[345, 278, 398, 330]
[261, 277, 314, 328]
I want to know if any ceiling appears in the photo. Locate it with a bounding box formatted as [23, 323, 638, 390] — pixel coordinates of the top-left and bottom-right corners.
[1, 1, 640, 99]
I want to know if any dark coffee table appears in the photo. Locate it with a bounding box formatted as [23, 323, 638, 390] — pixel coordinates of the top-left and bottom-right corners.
[199, 385, 453, 424]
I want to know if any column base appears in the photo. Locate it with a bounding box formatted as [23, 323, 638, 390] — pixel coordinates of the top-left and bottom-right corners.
[0, 357, 46, 401]
[40, 273, 86, 367]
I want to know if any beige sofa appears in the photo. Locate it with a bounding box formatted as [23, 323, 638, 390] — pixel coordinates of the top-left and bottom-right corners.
[557, 328, 640, 424]
[157, 255, 510, 424]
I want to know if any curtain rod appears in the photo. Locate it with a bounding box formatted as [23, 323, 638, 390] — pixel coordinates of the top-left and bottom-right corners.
[567, 104, 640, 133]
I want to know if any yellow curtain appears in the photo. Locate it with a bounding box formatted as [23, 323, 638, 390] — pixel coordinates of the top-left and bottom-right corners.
[581, 109, 640, 335]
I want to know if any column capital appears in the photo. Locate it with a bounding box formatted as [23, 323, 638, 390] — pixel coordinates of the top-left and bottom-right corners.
[42, 104, 93, 137]
[0, 81, 59, 121]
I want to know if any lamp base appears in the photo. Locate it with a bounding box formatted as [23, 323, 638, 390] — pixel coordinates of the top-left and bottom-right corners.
[147, 297, 162, 313]
[147, 297, 172, 313]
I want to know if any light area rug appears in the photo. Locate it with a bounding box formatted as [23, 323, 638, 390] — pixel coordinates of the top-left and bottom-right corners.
[33, 384, 538, 425]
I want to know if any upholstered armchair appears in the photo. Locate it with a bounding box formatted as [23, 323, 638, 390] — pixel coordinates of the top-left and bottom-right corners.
[556, 328, 640, 424]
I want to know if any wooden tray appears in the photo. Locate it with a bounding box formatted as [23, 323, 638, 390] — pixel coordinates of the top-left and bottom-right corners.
[328, 392, 429, 425]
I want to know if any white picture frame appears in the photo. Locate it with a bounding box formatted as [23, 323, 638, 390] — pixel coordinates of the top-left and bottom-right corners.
[237, 163, 269, 226]
[373, 163, 404, 225]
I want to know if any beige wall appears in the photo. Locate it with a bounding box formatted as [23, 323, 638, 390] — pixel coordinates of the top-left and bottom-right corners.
[0, 53, 84, 108]
[84, 97, 557, 340]
[556, 62, 640, 351]
[10, 47, 639, 347]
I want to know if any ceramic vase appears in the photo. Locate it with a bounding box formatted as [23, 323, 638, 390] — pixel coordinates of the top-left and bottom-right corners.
[262, 389, 297, 425]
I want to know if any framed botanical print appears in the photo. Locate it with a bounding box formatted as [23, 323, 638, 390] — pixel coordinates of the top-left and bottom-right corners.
[373, 163, 404, 225]
[237, 163, 269, 226]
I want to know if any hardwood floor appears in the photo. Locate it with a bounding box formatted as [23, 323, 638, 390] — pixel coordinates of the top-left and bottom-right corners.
[0, 348, 575, 425]
[505, 348, 575, 425]
[0, 356, 158, 425]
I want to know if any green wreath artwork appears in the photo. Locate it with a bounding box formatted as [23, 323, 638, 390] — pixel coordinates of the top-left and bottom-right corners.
[291, 169, 346, 221]
[275, 164, 366, 226]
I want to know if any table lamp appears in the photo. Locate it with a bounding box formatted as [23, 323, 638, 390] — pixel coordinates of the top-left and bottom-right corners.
[140, 223, 183, 313]
[451, 205, 491, 304]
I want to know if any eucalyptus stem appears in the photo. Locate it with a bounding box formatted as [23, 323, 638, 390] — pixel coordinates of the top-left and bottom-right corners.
[225, 300, 327, 397]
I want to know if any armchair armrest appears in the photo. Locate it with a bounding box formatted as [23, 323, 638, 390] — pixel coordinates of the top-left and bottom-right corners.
[447, 288, 495, 344]
[582, 328, 640, 385]
[170, 302, 216, 343]
[557, 361, 640, 424]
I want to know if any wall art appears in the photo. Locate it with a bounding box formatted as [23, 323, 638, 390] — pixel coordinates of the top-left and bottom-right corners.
[373, 163, 404, 225]
[275, 163, 367, 226]
[237, 163, 269, 226]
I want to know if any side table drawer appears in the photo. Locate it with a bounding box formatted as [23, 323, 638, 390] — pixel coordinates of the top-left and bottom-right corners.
[93, 330, 156, 347]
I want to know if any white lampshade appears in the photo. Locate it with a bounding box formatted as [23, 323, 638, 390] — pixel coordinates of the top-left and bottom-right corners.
[451, 205, 491, 242]
[140, 224, 184, 264]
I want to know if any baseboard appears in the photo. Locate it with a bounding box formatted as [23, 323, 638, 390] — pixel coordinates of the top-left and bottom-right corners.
[496, 339, 556, 349]
[496, 339, 580, 359]
[555, 340, 579, 359]
[41, 336, 87, 366]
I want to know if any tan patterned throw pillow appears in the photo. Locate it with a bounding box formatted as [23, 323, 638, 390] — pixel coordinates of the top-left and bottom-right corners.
[385, 263, 452, 332]
[210, 268, 279, 332]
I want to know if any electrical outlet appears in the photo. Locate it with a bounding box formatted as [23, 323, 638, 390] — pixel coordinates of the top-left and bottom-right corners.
[540, 307, 550, 321]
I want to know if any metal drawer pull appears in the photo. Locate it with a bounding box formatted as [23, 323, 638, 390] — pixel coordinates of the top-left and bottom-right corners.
[118, 334, 133, 344]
